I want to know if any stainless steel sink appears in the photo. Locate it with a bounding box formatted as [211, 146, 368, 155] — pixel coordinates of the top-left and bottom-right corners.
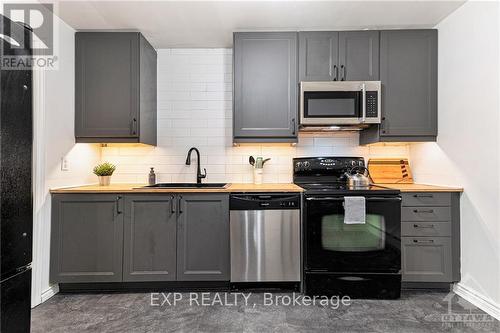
[144, 183, 228, 189]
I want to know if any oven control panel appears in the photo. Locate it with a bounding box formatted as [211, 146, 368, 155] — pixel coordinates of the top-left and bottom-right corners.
[294, 157, 365, 172]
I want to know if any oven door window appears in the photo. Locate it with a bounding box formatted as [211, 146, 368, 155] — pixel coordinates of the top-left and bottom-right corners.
[304, 91, 361, 118]
[305, 197, 401, 273]
[321, 214, 385, 252]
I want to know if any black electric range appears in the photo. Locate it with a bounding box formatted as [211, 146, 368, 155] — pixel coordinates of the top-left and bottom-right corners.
[294, 157, 402, 299]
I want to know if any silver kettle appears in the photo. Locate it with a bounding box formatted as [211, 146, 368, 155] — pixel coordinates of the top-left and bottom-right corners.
[344, 166, 371, 188]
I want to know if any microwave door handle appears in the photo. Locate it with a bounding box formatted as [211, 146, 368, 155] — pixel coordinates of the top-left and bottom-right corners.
[361, 83, 366, 123]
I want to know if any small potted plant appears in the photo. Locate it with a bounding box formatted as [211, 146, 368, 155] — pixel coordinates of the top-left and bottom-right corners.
[93, 162, 116, 186]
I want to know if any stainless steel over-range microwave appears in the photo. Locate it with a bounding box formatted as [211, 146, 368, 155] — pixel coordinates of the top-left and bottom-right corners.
[299, 81, 381, 127]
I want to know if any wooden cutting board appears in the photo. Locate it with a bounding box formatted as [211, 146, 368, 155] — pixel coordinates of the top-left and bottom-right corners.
[368, 158, 414, 184]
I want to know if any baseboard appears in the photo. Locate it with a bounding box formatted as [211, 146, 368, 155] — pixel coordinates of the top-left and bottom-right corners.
[41, 284, 59, 303]
[453, 283, 500, 320]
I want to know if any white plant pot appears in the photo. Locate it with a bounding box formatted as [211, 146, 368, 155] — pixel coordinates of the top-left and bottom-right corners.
[98, 176, 111, 186]
[253, 168, 263, 185]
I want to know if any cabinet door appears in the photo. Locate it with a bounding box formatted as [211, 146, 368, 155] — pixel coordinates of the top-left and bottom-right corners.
[75, 32, 139, 138]
[233, 32, 297, 141]
[338, 31, 379, 81]
[177, 194, 229, 281]
[401, 237, 452, 282]
[50, 194, 123, 283]
[379, 30, 437, 137]
[123, 195, 177, 282]
[299, 32, 338, 81]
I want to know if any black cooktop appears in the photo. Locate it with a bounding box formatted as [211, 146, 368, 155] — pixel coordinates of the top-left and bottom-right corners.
[293, 157, 400, 196]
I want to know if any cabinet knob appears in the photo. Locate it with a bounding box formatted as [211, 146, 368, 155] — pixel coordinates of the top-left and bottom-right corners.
[22, 85, 28, 91]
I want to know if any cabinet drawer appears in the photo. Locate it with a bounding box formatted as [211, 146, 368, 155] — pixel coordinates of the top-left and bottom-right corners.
[402, 193, 451, 207]
[402, 207, 451, 221]
[401, 222, 451, 237]
[401, 237, 452, 282]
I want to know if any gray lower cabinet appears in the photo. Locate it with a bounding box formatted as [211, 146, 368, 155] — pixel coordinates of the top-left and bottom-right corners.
[360, 29, 437, 144]
[401, 237, 452, 282]
[400, 192, 460, 285]
[50, 194, 124, 283]
[75, 32, 157, 145]
[51, 193, 230, 284]
[177, 194, 230, 281]
[122, 195, 177, 282]
[233, 32, 298, 143]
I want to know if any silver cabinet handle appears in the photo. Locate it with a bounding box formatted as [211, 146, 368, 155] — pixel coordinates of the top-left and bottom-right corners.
[413, 224, 435, 229]
[291, 118, 296, 135]
[414, 194, 434, 198]
[413, 209, 434, 213]
[170, 195, 175, 214]
[333, 65, 338, 81]
[413, 239, 434, 244]
[340, 65, 346, 81]
[361, 83, 366, 123]
[116, 196, 123, 214]
[177, 195, 183, 215]
[131, 118, 137, 135]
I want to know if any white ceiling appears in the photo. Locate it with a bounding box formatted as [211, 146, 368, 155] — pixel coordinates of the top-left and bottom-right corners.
[52, 0, 466, 48]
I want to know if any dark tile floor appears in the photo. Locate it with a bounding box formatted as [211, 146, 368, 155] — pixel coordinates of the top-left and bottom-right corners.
[31, 290, 499, 333]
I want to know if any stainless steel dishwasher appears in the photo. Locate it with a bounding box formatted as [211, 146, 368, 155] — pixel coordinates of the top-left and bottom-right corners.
[230, 193, 301, 283]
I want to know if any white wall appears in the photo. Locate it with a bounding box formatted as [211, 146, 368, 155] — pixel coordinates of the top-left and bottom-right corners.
[101, 49, 410, 183]
[31, 17, 100, 306]
[410, 0, 500, 318]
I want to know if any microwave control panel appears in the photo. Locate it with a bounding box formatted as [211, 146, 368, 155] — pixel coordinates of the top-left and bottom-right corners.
[366, 91, 378, 118]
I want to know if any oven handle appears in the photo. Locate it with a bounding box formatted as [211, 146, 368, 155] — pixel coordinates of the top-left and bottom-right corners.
[361, 83, 366, 123]
[306, 197, 401, 202]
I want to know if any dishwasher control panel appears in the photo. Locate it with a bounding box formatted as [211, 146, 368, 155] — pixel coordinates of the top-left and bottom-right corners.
[230, 193, 301, 210]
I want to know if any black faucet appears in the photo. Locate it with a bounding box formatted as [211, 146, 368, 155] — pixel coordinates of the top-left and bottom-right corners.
[185, 147, 206, 184]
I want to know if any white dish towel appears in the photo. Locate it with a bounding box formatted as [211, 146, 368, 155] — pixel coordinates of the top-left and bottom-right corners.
[343, 196, 366, 224]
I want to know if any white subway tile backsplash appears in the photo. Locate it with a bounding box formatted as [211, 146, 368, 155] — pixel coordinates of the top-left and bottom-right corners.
[102, 48, 410, 183]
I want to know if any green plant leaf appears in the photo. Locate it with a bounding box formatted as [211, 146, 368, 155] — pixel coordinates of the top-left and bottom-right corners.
[93, 162, 116, 176]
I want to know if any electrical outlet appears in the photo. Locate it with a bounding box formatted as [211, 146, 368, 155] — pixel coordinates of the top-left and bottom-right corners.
[61, 157, 69, 171]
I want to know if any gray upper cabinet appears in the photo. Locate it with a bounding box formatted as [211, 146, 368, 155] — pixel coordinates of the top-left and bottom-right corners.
[299, 31, 379, 82]
[75, 32, 157, 145]
[338, 31, 379, 81]
[233, 32, 298, 143]
[299, 32, 338, 81]
[176, 194, 230, 281]
[123, 195, 177, 282]
[50, 194, 124, 283]
[360, 30, 437, 144]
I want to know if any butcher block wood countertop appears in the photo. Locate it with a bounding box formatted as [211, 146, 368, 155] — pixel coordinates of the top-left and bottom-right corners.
[50, 183, 304, 194]
[50, 183, 462, 194]
[375, 183, 463, 192]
